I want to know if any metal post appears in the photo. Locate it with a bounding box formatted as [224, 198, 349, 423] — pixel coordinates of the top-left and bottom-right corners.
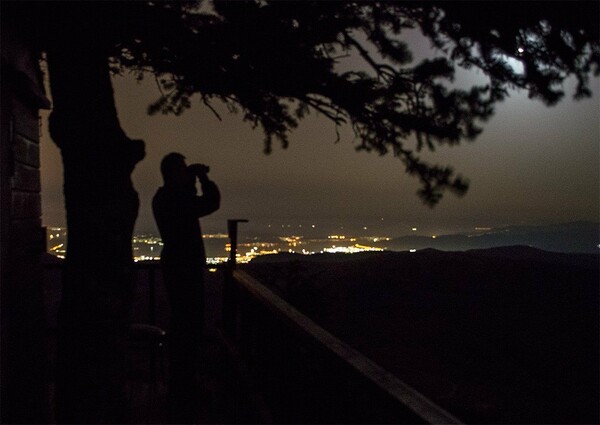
[223, 219, 248, 337]
[227, 219, 248, 268]
[148, 266, 156, 325]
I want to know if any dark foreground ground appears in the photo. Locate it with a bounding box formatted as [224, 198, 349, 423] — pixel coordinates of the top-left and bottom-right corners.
[43, 260, 257, 424]
[245, 246, 599, 424]
[42, 246, 598, 423]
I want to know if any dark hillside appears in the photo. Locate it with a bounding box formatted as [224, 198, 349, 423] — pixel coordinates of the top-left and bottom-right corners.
[244, 247, 599, 424]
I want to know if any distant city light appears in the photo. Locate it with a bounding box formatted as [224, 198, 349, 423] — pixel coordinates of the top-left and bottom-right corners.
[203, 233, 228, 239]
[44, 223, 597, 265]
[46, 225, 405, 263]
[323, 244, 383, 254]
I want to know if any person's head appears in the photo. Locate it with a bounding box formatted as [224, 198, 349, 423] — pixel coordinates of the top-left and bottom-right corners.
[160, 152, 189, 186]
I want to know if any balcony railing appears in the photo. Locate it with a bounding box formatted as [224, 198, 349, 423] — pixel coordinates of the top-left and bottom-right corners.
[43, 219, 463, 423]
[222, 268, 462, 424]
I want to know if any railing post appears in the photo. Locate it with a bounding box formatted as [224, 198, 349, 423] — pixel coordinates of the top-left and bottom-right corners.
[223, 219, 248, 337]
[148, 266, 156, 325]
[227, 219, 248, 269]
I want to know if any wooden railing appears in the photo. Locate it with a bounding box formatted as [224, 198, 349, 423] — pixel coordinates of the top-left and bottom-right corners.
[222, 269, 463, 424]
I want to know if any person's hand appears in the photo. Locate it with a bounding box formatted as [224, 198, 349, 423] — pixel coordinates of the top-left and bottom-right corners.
[188, 163, 210, 176]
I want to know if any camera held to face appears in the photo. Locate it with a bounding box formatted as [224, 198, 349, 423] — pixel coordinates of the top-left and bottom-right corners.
[188, 163, 210, 176]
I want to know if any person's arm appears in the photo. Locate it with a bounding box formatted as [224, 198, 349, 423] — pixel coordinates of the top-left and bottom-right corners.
[195, 176, 220, 216]
[189, 164, 220, 217]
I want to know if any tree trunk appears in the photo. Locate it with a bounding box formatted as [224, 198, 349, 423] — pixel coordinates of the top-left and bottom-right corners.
[46, 39, 145, 423]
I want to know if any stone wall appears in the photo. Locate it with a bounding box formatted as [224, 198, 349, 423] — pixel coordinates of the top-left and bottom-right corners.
[1, 21, 51, 423]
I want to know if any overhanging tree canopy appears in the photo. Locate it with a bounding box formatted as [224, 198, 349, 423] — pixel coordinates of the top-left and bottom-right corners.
[14, 0, 600, 204]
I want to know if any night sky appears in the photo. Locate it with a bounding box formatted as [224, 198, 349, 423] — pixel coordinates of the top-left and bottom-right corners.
[40, 31, 599, 237]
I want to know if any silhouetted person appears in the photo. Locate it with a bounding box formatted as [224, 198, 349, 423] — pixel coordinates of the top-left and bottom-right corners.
[152, 152, 220, 421]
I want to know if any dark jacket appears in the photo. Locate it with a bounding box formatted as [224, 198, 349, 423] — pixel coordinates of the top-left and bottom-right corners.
[152, 178, 220, 263]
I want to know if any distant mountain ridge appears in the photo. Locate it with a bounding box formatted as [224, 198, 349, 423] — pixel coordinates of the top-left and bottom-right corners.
[381, 221, 599, 254]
